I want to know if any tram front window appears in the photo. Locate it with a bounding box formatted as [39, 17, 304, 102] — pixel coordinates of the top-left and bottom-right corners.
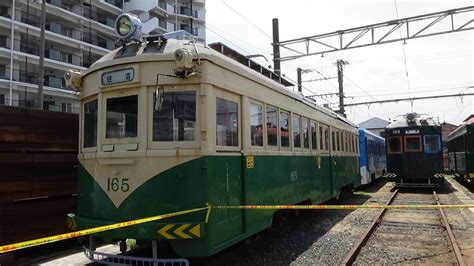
[153, 91, 196, 141]
[106, 95, 138, 139]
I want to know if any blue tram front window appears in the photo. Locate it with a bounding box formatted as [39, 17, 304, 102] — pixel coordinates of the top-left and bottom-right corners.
[424, 135, 440, 153]
[153, 91, 196, 141]
[106, 95, 138, 139]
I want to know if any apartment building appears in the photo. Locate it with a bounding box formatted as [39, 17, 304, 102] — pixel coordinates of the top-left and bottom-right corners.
[0, 0, 205, 113]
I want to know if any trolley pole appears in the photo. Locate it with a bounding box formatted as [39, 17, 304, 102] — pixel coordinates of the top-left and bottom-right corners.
[37, 0, 46, 110]
[297, 67, 302, 92]
[272, 18, 281, 76]
[336, 59, 348, 117]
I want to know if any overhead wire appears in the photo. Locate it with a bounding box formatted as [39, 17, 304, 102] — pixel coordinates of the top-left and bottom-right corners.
[394, 0, 412, 111]
[219, 0, 336, 104]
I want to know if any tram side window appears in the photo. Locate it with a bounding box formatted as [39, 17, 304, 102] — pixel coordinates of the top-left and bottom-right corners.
[83, 99, 98, 148]
[319, 126, 324, 150]
[153, 91, 196, 142]
[336, 131, 341, 151]
[106, 95, 138, 139]
[311, 121, 317, 150]
[387, 136, 402, 154]
[293, 115, 301, 148]
[303, 118, 309, 149]
[331, 131, 336, 151]
[467, 134, 474, 152]
[266, 105, 278, 146]
[216, 98, 238, 147]
[324, 127, 329, 151]
[280, 111, 290, 147]
[405, 136, 422, 152]
[249, 102, 263, 146]
[424, 135, 440, 153]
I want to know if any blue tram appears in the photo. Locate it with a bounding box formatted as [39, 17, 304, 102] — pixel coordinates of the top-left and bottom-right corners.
[358, 128, 386, 185]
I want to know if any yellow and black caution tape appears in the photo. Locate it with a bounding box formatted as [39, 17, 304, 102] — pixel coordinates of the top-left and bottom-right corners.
[0, 207, 209, 254]
[211, 204, 474, 210]
[2, 203, 474, 253]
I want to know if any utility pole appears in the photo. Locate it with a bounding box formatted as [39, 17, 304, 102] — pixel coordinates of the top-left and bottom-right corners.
[336, 59, 348, 117]
[37, 0, 46, 110]
[272, 18, 281, 76]
[297, 67, 302, 92]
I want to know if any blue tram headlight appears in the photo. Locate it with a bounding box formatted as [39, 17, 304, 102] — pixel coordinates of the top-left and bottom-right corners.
[115, 13, 142, 41]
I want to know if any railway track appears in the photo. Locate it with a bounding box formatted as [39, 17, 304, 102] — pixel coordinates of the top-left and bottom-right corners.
[342, 187, 467, 265]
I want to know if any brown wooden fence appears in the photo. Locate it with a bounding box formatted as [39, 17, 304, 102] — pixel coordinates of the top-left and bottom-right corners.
[0, 106, 78, 246]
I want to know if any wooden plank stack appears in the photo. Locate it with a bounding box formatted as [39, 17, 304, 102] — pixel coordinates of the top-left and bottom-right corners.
[0, 106, 78, 247]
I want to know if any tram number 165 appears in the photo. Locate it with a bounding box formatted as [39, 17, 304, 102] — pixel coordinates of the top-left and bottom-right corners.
[107, 177, 130, 192]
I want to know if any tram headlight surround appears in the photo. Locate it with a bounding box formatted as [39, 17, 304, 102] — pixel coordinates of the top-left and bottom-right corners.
[114, 13, 142, 41]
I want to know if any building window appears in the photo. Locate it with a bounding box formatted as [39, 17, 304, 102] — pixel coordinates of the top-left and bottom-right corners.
[293, 115, 301, 148]
[266, 105, 277, 146]
[387, 136, 402, 154]
[216, 98, 238, 147]
[249, 102, 263, 146]
[404, 135, 422, 152]
[424, 135, 440, 153]
[83, 99, 98, 148]
[61, 102, 72, 113]
[106, 95, 138, 139]
[280, 110, 289, 147]
[153, 91, 196, 142]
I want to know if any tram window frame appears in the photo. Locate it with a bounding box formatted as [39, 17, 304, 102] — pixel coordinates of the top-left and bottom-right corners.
[423, 135, 441, 153]
[148, 86, 200, 150]
[105, 94, 138, 140]
[292, 114, 302, 149]
[311, 121, 318, 150]
[152, 91, 197, 142]
[467, 133, 474, 152]
[266, 105, 278, 148]
[404, 135, 422, 152]
[216, 97, 239, 149]
[249, 101, 264, 147]
[82, 98, 98, 150]
[331, 130, 336, 152]
[279, 110, 290, 149]
[387, 136, 402, 154]
[303, 117, 310, 150]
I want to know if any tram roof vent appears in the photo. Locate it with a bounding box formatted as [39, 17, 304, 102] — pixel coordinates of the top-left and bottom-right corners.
[208, 42, 294, 87]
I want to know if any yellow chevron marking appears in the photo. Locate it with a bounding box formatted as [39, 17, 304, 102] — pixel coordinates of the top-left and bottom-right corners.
[158, 224, 175, 239]
[189, 224, 201, 238]
[174, 224, 191, 239]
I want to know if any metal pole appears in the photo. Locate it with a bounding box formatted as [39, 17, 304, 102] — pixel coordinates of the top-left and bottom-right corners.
[297, 67, 302, 93]
[37, 0, 46, 109]
[337, 59, 345, 117]
[9, 0, 15, 106]
[272, 18, 281, 75]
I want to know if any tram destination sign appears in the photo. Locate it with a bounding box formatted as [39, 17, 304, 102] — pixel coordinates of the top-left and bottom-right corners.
[102, 68, 134, 86]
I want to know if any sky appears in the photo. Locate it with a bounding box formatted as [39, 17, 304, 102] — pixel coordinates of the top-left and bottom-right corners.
[204, 0, 474, 125]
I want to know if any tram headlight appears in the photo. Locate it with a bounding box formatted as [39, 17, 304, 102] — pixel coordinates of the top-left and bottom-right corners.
[114, 13, 142, 40]
[174, 48, 193, 69]
[64, 69, 82, 91]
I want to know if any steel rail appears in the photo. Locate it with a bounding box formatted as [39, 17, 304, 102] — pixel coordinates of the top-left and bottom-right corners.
[433, 191, 466, 266]
[341, 189, 399, 265]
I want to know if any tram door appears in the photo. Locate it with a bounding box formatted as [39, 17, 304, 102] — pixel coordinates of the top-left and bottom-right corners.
[214, 93, 243, 243]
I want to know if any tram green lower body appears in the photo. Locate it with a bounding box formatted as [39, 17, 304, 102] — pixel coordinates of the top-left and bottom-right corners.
[75, 155, 359, 257]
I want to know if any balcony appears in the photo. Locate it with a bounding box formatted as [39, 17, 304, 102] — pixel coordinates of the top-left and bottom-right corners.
[0, 66, 71, 91]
